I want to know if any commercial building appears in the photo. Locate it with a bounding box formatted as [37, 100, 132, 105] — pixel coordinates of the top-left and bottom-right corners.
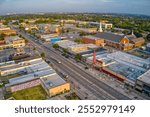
[0, 58, 48, 76]
[1, 36, 25, 50]
[3, 58, 70, 97]
[0, 25, 16, 35]
[0, 43, 13, 50]
[100, 20, 113, 29]
[136, 70, 150, 96]
[5, 36, 25, 48]
[24, 24, 38, 31]
[73, 27, 97, 33]
[56, 40, 102, 55]
[41, 73, 70, 97]
[39, 33, 59, 39]
[6, 69, 56, 92]
[56, 40, 77, 49]
[127, 35, 145, 47]
[38, 24, 61, 34]
[86, 51, 150, 86]
[45, 37, 61, 43]
[95, 32, 134, 51]
[0, 30, 16, 35]
[82, 35, 105, 46]
[81, 49, 107, 62]
[68, 44, 99, 54]
[0, 27, 11, 31]
[0, 40, 5, 45]
[146, 43, 150, 52]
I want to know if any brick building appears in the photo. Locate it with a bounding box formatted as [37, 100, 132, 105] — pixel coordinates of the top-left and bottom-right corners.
[82, 36, 105, 46]
[95, 32, 134, 51]
[127, 35, 145, 47]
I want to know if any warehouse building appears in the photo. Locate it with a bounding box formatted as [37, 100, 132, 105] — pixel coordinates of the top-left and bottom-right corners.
[6, 69, 56, 92]
[146, 43, 150, 52]
[86, 51, 150, 86]
[4, 58, 70, 97]
[41, 73, 70, 97]
[0, 58, 49, 76]
[136, 70, 150, 96]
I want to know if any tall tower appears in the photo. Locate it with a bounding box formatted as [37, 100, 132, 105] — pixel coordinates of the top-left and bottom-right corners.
[132, 30, 134, 35]
[93, 50, 97, 64]
[99, 22, 103, 32]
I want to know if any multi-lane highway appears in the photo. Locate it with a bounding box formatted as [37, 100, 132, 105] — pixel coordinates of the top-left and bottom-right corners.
[12, 25, 131, 100]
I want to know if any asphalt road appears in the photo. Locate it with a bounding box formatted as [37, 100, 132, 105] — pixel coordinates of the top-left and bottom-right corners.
[12, 26, 131, 100]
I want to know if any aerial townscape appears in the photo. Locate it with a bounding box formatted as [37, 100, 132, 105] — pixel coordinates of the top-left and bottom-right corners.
[0, 2, 150, 100]
[0, 0, 150, 100]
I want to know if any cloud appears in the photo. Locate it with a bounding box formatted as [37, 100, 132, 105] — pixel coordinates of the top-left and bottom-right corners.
[0, 0, 149, 15]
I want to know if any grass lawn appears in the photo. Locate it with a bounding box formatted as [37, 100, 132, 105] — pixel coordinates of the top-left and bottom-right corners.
[10, 85, 48, 100]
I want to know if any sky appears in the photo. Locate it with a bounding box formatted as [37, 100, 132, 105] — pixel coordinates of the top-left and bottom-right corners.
[0, 0, 150, 16]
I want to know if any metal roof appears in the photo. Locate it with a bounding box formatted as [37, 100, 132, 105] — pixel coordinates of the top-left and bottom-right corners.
[41, 74, 66, 89]
[6, 69, 56, 87]
[83, 35, 101, 40]
[95, 32, 125, 43]
[137, 70, 150, 84]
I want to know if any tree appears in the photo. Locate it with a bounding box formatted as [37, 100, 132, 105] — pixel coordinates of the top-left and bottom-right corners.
[41, 52, 46, 58]
[66, 29, 69, 33]
[79, 32, 86, 36]
[33, 47, 36, 51]
[74, 38, 83, 44]
[63, 48, 68, 55]
[147, 34, 150, 41]
[0, 34, 6, 39]
[53, 43, 59, 49]
[134, 31, 143, 38]
[75, 54, 81, 61]
[25, 39, 29, 43]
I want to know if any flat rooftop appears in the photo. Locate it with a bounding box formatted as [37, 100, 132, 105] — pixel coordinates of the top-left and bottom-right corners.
[86, 51, 149, 82]
[147, 43, 150, 47]
[106, 61, 145, 81]
[5, 36, 22, 43]
[69, 44, 99, 49]
[0, 58, 46, 72]
[137, 70, 150, 84]
[107, 51, 150, 70]
[41, 73, 66, 89]
[6, 68, 56, 87]
[81, 48, 107, 57]
[87, 52, 108, 61]
[0, 61, 15, 67]
[0, 63, 21, 71]
[86, 52, 115, 65]
[56, 40, 77, 49]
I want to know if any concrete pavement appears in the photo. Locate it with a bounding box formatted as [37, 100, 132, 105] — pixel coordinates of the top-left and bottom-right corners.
[13, 27, 131, 100]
